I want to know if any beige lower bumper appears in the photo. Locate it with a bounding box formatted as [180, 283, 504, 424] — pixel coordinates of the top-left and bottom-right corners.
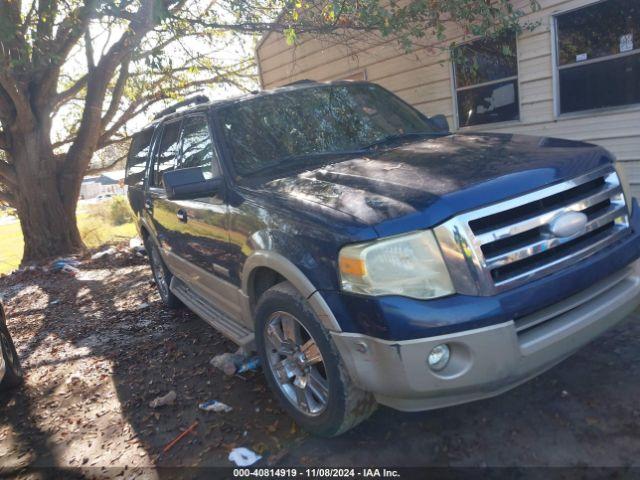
[331, 260, 640, 411]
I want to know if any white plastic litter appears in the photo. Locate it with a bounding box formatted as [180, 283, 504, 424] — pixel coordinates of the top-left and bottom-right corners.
[129, 237, 147, 256]
[129, 237, 144, 249]
[91, 247, 116, 260]
[61, 264, 80, 275]
[198, 400, 233, 413]
[228, 447, 262, 467]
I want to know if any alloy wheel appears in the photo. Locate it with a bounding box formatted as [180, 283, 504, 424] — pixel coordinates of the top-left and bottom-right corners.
[150, 247, 169, 300]
[0, 329, 21, 376]
[264, 311, 329, 416]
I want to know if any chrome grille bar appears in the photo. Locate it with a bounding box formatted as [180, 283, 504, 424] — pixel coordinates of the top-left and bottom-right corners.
[474, 180, 623, 245]
[484, 202, 628, 269]
[434, 165, 632, 296]
[492, 226, 630, 288]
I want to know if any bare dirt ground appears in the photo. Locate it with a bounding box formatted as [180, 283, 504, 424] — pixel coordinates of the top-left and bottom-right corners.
[1, 247, 640, 478]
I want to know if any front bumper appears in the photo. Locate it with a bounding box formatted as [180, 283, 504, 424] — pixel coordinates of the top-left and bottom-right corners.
[332, 259, 640, 411]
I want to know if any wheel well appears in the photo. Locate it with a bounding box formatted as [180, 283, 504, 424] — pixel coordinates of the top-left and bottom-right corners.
[249, 267, 286, 309]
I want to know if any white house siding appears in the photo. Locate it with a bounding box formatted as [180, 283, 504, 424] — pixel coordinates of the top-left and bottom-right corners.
[256, 0, 640, 198]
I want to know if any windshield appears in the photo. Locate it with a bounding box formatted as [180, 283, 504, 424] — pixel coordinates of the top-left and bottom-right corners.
[218, 83, 444, 176]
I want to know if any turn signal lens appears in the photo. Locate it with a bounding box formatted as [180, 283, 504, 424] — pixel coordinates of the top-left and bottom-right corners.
[339, 257, 367, 277]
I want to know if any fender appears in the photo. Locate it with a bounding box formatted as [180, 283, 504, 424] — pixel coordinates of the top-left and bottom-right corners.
[242, 251, 342, 332]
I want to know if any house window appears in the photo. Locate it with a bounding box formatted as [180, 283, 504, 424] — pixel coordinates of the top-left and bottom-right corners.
[555, 0, 640, 114]
[452, 32, 519, 127]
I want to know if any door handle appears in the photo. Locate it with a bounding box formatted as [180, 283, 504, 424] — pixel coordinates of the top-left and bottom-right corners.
[177, 209, 188, 223]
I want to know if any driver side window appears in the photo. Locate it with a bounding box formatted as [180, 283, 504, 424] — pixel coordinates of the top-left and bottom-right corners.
[179, 115, 221, 178]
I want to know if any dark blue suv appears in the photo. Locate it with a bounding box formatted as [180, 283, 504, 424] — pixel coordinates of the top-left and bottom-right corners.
[125, 81, 640, 436]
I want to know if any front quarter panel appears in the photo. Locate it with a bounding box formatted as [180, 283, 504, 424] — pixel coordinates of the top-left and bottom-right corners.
[226, 188, 378, 332]
[227, 188, 376, 291]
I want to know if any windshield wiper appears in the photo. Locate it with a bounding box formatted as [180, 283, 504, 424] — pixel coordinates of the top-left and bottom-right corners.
[361, 131, 446, 151]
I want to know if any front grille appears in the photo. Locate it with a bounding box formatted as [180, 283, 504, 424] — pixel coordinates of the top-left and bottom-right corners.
[434, 165, 632, 295]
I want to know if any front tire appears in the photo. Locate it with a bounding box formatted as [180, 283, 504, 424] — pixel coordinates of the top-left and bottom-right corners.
[255, 282, 377, 437]
[149, 243, 181, 309]
[0, 321, 23, 389]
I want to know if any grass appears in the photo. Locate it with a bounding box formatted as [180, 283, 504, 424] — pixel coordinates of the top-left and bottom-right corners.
[0, 221, 25, 275]
[0, 198, 137, 275]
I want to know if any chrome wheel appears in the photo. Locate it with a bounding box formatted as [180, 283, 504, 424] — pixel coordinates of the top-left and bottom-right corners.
[264, 311, 329, 416]
[150, 247, 169, 300]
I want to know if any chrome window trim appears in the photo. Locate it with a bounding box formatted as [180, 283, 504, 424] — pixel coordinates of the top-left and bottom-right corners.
[434, 165, 631, 296]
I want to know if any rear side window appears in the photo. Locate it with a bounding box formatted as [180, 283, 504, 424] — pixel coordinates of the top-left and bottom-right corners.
[179, 116, 220, 177]
[153, 121, 182, 187]
[125, 128, 154, 187]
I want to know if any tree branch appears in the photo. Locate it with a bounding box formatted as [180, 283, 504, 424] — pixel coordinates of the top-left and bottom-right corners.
[0, 86, 15, 122]
[0, 189, 16, 206]
[86, 151, 129, 175]
[101, 55, 131, 130]
[64, 0, 159, 175]
[98, 95, 168, 148]
[33, 3, 93, 112]
[54, 74, 88, 109]
[0, 161, 16, 185]
[0, 73, 32, 124]
[85, 29, 96, 71]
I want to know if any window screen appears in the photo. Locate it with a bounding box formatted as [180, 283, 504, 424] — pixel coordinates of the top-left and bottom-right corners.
[452, 32, 520, 127]
[179, 116, 219, 177]
[556, 0, 640, 113]
[153, 121, 182, 187]
[125, 128, 153, 187]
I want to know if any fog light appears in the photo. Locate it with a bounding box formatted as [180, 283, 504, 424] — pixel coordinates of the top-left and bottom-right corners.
[428, 344, 450, 371]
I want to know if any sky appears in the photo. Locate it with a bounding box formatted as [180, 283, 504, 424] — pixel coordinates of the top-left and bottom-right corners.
[49, 4, 260, 159]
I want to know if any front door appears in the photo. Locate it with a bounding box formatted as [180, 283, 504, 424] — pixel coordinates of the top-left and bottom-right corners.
[164, 114, 243, 320]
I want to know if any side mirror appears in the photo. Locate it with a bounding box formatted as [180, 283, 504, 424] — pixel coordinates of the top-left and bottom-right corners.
[162, 167, 222, 200]
[430, 114, 450, 132]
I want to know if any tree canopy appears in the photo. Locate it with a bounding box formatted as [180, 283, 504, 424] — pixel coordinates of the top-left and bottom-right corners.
[0, 0, 540, 261]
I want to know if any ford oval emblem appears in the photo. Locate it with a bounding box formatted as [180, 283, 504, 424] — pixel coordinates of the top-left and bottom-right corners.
[549, 211, 588, 238]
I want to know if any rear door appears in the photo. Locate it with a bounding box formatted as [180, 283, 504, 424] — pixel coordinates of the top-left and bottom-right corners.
[145, 119, 183, 253]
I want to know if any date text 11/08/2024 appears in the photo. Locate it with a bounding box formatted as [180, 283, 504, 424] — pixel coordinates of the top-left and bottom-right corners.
[232, 468, 401, 478]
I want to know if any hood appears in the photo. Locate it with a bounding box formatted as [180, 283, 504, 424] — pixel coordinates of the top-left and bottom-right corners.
[249, 133, 613, 237]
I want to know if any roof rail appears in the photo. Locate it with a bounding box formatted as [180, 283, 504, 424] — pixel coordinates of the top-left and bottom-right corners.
[154, 95, 210, 120]
[282, 79, 318, 87]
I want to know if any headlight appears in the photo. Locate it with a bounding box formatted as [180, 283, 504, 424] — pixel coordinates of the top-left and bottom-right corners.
[615, 163, 634, 214]
[338, 230, 454, 300]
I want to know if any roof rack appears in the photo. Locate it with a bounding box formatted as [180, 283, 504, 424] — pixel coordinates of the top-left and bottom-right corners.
[282, 79, 318, 87]
[154, 95, 210, 120]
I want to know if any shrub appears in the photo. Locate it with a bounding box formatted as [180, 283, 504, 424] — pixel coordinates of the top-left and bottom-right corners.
[109, 196, 133, 226]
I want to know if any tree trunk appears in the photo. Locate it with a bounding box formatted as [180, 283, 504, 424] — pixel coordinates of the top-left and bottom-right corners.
[11, 127, 84, 263]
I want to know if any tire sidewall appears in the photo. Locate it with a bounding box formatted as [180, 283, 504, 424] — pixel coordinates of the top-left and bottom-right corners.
[0, 321, 23, 388]
[255, 286, 348, 437]
[149, 244, 170, 303]
[148, 243, 181, 309]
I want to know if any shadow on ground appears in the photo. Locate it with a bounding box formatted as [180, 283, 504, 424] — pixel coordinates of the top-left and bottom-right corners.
[0, 250, 639, 478]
